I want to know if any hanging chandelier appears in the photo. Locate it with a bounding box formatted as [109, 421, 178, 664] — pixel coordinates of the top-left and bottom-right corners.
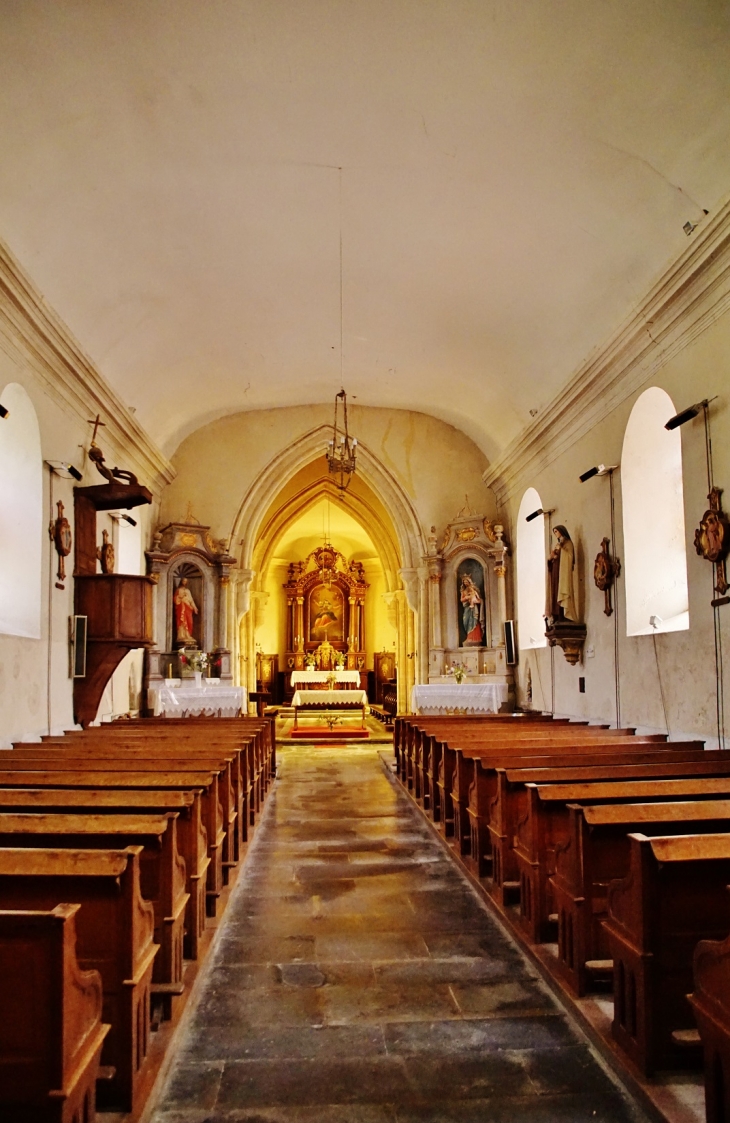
[326, 389, 357, 492]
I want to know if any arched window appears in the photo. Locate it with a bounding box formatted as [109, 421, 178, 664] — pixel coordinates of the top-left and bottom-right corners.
[0, 383, 42, 638]
[517, 487, 547, 649]
[622, 386, 689, 636]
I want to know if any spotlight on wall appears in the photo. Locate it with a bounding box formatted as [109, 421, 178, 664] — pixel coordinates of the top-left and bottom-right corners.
[45, 460, 83, 481]
[525, 508, 544, 522]
[110, 512, 137, 527]
[579, 464, 619, 482]
[665, 400, 709, 430]
[0, 403, 8, 419]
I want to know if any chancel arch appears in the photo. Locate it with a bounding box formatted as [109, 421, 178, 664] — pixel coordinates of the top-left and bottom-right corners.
[229, 425, 425, 712]
[622, 387, 690, 636]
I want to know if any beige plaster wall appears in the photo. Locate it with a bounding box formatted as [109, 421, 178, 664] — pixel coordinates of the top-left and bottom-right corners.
[500, 306, 730, 746]
[160, 404, 495, 551]
[0, 347, 159, 747]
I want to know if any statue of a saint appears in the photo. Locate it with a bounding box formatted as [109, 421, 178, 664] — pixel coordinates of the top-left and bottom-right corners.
[174, 577, 199, 645]
[546, 525, 577, 623]
[460, 573, 484, 645]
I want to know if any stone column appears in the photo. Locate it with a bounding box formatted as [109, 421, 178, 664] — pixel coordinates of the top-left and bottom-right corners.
[295, 597, 304, 653]
[348, 596, 357, 651]
[493, 524, 508, 647]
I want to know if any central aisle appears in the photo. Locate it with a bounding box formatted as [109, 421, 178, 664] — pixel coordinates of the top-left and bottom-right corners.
[151, 746, 646, 1122]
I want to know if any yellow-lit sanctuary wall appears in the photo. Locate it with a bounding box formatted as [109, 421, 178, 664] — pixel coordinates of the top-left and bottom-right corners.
[255, 495, 396, 670]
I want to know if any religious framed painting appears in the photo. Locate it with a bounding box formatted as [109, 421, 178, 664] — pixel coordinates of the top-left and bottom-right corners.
[457, 558, 486, 647]
[307, 583, 345, 643]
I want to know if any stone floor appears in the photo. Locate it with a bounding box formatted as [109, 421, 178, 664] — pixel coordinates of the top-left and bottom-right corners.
[149, 746, 649, 1123]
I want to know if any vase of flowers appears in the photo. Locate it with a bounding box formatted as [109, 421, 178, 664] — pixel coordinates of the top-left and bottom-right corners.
[447, 663, 466, 684]
[188, 650, 209, 688]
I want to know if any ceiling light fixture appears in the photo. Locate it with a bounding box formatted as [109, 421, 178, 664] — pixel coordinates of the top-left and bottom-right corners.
[324, 167, 358, 494]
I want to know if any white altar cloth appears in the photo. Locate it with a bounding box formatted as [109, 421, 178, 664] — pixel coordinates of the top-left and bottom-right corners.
[152, 682, 246, 718]
[292, 689, 368, 708]
[410, 683, 508, 715]
[290, 670, 361, 686]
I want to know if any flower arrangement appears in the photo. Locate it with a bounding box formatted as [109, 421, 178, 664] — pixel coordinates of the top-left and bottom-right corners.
[187, 650, 209, 674]
[447, 662, 466, 684]
[305, 653, 316, 669]
[335, 656, 345, 670]
[326, 672, 338, 689]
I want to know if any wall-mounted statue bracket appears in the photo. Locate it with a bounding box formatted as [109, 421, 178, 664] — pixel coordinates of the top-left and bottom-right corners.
[545, 620, 587, 665]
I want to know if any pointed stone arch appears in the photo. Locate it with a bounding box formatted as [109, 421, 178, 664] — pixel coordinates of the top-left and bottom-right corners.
[227, 424, 428, 710]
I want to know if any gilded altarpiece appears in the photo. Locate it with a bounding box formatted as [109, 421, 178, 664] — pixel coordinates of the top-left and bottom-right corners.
[283, 545, 368, 688]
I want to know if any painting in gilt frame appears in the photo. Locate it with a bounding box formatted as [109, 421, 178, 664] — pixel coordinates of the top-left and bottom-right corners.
[457, 558, 486, 647]
[307, 583, 345, 643]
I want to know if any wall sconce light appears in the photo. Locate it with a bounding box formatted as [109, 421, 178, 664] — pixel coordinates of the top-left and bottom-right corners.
[664, 401, 709, 430]
[579, 464, 619, 482]
[0, 403, 8, 419]
[45, 460, 83, 481]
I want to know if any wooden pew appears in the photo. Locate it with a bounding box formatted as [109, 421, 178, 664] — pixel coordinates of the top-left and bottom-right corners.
[514, 777, 730, 945]
[0, 788, 208, 960]
[473, 753, 723, 902]
[547, 800, 730, 995]
[603, 832, 730, 1075]
[0, 769, 226, 917]
[400, 713, 559, 790]
[0, 812, 188, 1009]
[0, 903, 109, 1123]
[425, 724, 657, 830]
[0, 846, 157, 1113]
[38, 721, 272, 847]
[11, 745, 240, 877]
[689, 927, 730, 1123]
[446, 732, 670, 845]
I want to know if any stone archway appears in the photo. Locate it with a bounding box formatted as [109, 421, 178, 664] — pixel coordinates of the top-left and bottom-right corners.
[227, 424, 428, 712]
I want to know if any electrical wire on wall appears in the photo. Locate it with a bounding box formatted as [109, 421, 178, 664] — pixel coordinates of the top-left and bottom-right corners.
[703, 402, 726, 751]
[547, 509, 556, 715]
[608, 469, 622, 729]
[46, 466, 55, 736]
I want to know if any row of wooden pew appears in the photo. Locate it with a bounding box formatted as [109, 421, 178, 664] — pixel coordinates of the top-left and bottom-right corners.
[0, 713, 275, 1122]
[394, 712, 730, 1123]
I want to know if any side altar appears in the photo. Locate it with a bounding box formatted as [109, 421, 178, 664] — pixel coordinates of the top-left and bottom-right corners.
[424, 505, 514, 707]
[143, 521, 237, 712]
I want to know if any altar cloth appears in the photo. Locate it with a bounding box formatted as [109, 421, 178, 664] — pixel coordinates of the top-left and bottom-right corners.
[152, 683, 246, 718]
[290, 670, 361, 686]
[292, 689, 369, 708]
[410, 683, 508, 715]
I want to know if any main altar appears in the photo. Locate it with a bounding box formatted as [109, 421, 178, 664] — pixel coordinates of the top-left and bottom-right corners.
[282, 544, 369, 695]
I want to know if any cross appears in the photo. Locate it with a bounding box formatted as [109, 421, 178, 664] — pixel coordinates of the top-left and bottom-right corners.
[86, 414, 106, 445]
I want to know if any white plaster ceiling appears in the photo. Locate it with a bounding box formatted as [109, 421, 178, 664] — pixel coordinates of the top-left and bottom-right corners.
[1, 1, 729, 460]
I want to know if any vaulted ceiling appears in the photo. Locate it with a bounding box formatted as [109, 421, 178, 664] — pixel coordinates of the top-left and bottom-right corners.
[1, 1, 729, 459]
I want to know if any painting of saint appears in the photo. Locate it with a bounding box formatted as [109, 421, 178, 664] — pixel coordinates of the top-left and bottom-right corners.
[457, 559, 486, 647]
[308, 584, 345, 642]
